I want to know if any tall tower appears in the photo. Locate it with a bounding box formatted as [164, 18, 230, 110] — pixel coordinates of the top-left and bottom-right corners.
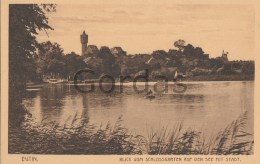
[80, 30, 88, 56]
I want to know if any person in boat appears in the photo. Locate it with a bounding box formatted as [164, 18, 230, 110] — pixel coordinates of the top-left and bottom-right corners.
[146, 89, 153, 95]
[146, 89, 155, 99]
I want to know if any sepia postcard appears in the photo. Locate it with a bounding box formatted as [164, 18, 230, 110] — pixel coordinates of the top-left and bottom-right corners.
[1, 0, 260, 163]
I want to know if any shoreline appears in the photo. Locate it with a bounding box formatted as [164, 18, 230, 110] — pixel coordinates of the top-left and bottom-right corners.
[26, 74, 254, 87]
[27, 79, 255, 87]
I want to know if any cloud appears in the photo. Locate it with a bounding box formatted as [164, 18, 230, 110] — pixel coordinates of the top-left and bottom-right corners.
[51, 15, 113, 23]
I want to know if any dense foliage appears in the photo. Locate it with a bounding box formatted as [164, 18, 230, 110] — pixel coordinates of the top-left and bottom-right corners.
[9, 4, 56, 124]
[30, 40, 255, 81]
[36, 41, 87, 79]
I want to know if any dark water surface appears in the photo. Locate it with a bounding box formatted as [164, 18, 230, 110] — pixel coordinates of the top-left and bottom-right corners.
[23, 81, 254, 136]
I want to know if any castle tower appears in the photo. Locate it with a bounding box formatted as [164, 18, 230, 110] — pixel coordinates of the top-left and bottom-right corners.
[80, 30, 88, 56]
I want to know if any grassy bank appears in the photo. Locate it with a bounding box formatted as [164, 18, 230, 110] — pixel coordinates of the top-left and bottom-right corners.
[9, 112, 253, 155]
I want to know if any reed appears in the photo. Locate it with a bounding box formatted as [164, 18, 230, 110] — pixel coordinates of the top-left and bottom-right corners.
[9, 112, 253, 155]
[145, 112, 253, 155]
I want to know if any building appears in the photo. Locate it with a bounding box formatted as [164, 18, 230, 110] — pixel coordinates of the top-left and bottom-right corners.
[215, 50, 229, 64]
[110, 47, 127, 57]
[83, 57, 94, 64]
[221, 50, 229, 62]
[80, 31, 88, 56]
[85, 45, 99, 57]
[80, 30, 126, 58]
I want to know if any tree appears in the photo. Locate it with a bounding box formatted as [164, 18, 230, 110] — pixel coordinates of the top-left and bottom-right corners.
[183, 44, 195, 57]
[98, 46, 116, 75]
[64, 52, 87, 79]
[152, 50, 168, 59]
[9, 4, 56, 84]
[37, 41, 66, 77]
[174, 39, 186, 52]
[38, 41, 64, 60]
[194, 47, 204, 58]
[9, 4, 55, 124]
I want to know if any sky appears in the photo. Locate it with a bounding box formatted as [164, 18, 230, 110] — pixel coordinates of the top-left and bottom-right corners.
[37, 3, 255, 60]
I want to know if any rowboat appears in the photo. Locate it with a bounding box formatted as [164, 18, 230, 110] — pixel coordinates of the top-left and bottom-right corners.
[47, 78, 64, 84]
[146, 95, 155, 99]
[145, 90, 156, 99]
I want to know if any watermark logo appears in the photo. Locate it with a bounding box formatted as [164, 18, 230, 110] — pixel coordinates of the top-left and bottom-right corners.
[73, 69, 187, 94]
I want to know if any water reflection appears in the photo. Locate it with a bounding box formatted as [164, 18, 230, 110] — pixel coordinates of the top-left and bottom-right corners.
[23, 81, 254, 136]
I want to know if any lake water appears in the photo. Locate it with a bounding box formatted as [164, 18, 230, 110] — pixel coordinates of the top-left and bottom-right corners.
[23, 81, 254, 136]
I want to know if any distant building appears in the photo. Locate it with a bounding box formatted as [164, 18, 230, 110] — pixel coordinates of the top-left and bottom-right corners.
[145, 56, 171, 66]
[110, 47, 127, 57]
[83, 57, 94, 64]
[216, 50, 229, 64]
[85, 45, 99, 57]
[80, 30, 126, 59]
[80, 31, 88, 56]
[221, 50, 229, 62]
[145, 57, 156, 65]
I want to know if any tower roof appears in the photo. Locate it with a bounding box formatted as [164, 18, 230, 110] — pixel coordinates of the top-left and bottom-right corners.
[82, 30, 87, 35]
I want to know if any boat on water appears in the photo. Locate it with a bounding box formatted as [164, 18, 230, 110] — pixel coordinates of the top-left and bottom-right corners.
[145, 90, 156, 99]
[48, 78, 64, 84]
[146, 95, 155, 99]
